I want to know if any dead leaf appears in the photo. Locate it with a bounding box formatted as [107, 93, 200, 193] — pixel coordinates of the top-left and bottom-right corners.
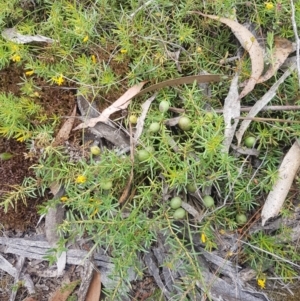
[85, 271, 101, 301]
[53, 105, 77, 146]
[22, 298, 38, 301]
[257, 37, 294, 83]
[133, 93, 157, 145]
[134, 74, 221, 99]
[261, 140, 300, 226]
[74, 75, 221, 131]
[164, 116, 181, 127]
[222, 73, 240, 153]
[235, 63, 296, 145]
[181, 201, 202, 221]
[74, 81, 147, 130]
[49, 280, 78, 301]
[2, 28, 56, 44]
[191, 11, 264, 99]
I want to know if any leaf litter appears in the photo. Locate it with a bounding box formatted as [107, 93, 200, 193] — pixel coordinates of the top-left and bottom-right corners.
[235, 62, 296, 145]
[74, 75, 221, 130]
[261, 140, 300, 226]
[257, 37, 295, 84]
[191, 11, 265, 99]
[2, 28, 56, 44]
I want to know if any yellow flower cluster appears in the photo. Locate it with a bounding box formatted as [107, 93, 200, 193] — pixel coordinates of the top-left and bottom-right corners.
[11, 54, 21, 62]
[75, 175, 87, 184]
[25, 70, 34, 76]
[201, 233, 206, 243]
[91, 54, 97, 64]
[265, 2, 274, 10]
[257, 277, 266, 289]
[60, 196, 68, 202]
[52, 74, 64, 86]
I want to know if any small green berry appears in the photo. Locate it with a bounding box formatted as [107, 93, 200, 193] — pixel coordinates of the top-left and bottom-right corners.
[149, 122, 160, 133]
[90, 146, 101, 155]
[205, 112, 214, 121]
[173, 208, 186, 219]
[236, 213, 248, 225]
[203, 195, 215, 208]
[244, 136, 256, 148]
[178, 116, 191, 131]
[129, 115, 138, 124]
[145, 146, 155, 153]
[137, 149, 150, 162]
[170, 196, 182, 209]
[186, 183, 197, 193]
[159, 100, 169, 112]
[0, 152, 13, 160]
[101, 181, 112, 190]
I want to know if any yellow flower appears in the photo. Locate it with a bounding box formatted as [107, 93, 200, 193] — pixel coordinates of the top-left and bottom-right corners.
[91, 54, 97, 64]
[75, 175, 87, 184]
[265, 2, 274, 10]
[52, 74, 64, 86]
[196, 46, 202, 53]
[257, 277, 266, 289]
[11, 54, 21, 62]
[11, 45, 19, 52]
[201, 233, 206, 243]
[120, 49, 127, 54]
[25, 70, 34, 76]
[60, 196, 68, 202]
[83, 35, 89, 42]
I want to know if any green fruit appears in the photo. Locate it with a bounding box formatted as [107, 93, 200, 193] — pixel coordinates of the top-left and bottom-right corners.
[90, 146, 101, 155]
[173, 208, 186, 219]
[178, 116, 191, 131]
[206, 112, 214, 120]
[159, 100, 169, 112]
[170, 196, 182, 209]
[236, 213, 248, 225]
[203, 195, 215, 208]
[129, 115, 138, 124]
[145, 146, 155, 153]
[101, 180, 112, 190]
[137, 149, 150, 162]
[186, 183, 197, 193]
[244, 136, 256, 148]
[149, 122, 160, 133]
[0, 152, 13, 160]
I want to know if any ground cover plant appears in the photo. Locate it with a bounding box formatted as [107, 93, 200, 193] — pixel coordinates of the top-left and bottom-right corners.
[0, 0, 300, 300]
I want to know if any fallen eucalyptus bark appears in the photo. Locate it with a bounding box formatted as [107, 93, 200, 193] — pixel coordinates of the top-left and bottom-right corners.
[0, 235, 138, 298]
[9, 256, 25, 301]
[0, 253, 35, 296]
[0, 236, 112, 268]
[144, 231, 270, 301]
[77, 256, 94, 301]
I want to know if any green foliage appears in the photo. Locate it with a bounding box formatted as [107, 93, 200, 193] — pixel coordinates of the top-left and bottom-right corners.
[0, 93, 42, 141]
[0, 0, 299, 299]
